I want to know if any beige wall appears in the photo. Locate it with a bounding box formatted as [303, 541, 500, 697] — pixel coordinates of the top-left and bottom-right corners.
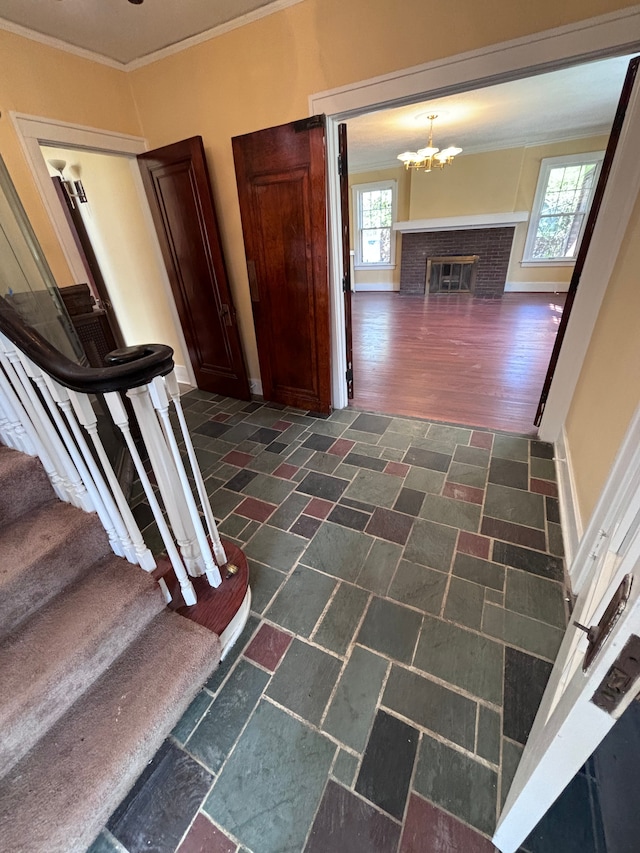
[564, 192, 640, 523]
[349, 165, 410, 290]
[0, 29, 141, 287]
[407, 136, 609, 287]
[40, 147, 188, 366]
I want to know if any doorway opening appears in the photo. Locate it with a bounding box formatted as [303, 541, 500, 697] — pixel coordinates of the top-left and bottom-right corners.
[341, 54, 632, 434]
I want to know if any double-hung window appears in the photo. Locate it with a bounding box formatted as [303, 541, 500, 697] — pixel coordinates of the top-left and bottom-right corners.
[523, 151, 604, 265]
[353, 180, 397, 269]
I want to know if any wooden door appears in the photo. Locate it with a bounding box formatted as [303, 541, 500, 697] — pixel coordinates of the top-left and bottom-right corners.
[232, 116, 331, 414]
[137, 137, 250, 399]
[339, 123, 354, 399]
[51, 176, 125, 349]
[493, 406, 640, 852]
[535, 56, 639, 426]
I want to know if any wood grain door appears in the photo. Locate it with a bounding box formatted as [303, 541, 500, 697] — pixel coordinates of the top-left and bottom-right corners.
[137, 137, 250, 399]
[232, 116, 331, 414]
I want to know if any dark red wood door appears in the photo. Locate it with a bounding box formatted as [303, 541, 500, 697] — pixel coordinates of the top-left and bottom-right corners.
[232, 116, 331, 414]
[138, 137, 250, 399]
[339, 122, 354, 399]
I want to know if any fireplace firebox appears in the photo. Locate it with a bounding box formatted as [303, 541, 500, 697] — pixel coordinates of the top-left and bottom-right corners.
[427, 255, 479, 294]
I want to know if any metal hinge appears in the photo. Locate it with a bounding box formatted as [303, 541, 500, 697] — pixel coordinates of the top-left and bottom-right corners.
[338, 153, 345, 177]
[346, 366, 353, 383]
[575, 574, 633, 671]
[342, 273, 349, 293]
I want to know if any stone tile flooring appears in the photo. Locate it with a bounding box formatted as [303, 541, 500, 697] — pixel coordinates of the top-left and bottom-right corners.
[91, 392, 605, 853]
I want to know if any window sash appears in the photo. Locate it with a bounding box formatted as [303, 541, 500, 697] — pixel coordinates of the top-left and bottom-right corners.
[523, 152, 604, 264]
[353, 180, 397, 268]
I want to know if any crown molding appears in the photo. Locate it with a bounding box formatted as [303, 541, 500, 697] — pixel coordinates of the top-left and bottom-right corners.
[0, 17, 126, 70]
[126, 0, 305, 70]
[0, 0, 305, 72]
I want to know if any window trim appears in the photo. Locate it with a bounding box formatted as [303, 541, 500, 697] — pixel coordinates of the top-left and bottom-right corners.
[352, 179, 397, 269]
[522, 150, 605, 265]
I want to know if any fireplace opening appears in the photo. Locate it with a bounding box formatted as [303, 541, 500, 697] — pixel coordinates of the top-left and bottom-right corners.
[427, 255, 479, 294]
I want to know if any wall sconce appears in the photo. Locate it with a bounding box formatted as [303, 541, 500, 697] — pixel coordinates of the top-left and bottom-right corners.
[48, 159, 88, 205]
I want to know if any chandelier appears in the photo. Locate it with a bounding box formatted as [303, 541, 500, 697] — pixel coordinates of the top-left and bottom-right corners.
[397, 114, 462, 172]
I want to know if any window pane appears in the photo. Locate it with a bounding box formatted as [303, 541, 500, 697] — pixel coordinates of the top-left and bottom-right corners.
[361, 227, 391, 264]
[531, 159, 600, 259]
[361, 189, 392, 229]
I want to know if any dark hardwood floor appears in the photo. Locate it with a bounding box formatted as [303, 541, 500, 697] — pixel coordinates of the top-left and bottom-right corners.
[350, 291, 566, 434]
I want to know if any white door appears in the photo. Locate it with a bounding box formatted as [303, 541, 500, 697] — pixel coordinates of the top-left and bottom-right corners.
[493, 405, 640, 853]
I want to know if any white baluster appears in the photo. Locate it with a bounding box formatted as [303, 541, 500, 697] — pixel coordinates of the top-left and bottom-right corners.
[23, 357, 94, 513]
[149, 376, 222, 588]
[104, 390, 196, 605]
[68, 390, 155, 570]
[0, 335, 78, 505]
[0, 346, 66, 499]
[0, 379, 22, 450]
[42, 375, 128, 559]
[162, 372, 228, 567]
[126, 384, 204, 577]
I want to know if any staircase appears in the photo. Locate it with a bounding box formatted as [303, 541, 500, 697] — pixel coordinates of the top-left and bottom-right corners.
[0, 444, 222, 852]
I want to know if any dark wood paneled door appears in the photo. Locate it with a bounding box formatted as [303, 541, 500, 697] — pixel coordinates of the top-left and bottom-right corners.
[138, 137, 250, 399]
[232, 116, 331, 414]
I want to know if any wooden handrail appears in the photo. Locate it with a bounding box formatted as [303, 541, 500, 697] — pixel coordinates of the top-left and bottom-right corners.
[0, 297, 174, 394]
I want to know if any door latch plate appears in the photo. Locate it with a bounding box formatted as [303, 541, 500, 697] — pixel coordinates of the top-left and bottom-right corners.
[592, 633, 640, 713]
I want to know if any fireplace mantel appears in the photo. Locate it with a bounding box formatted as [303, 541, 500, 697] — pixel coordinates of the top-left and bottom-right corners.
[393, 211, 529, 233]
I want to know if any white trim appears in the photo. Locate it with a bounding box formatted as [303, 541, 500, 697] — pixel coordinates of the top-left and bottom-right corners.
[394, 212, 529, 233]
[310, 8, 640, 117]
[554, 426, 583, 572]
[326, 122, 349, 412]
[0, 0, 305, 71]
[354, 283, 397, 292]
[522, 150, 605, 264]
[314, 10, 640, 425]
[504, 281, 569, 293]
[9, 112, 197, 388]
[520, 259, 576, 268]
[173, 365, 194, 389]
[249, 377, 263, 397]
[219, 587, 252, 659]
[0, 16, 126, 69]
[127, 0, 305, 70]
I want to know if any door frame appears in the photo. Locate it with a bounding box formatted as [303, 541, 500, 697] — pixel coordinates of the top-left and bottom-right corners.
[310, 7, 640, 431]
[9, 112, 197, 386]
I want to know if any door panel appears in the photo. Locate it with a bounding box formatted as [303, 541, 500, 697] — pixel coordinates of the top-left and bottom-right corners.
[233, 116, 331, 414]
[339, 123, 354, 399]
[137, 137, 250, 399]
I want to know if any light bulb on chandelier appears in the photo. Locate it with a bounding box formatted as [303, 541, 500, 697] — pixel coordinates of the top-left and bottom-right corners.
[397, 115, 462, 172]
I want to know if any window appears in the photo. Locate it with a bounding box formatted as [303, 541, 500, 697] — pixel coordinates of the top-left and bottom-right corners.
[353, 180, 397, 268]
[523, 151, 604, 264]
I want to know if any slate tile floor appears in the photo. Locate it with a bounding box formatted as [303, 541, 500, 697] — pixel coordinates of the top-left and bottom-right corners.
[92, 392, 605, 853]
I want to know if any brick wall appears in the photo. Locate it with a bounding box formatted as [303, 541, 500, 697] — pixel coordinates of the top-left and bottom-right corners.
[399, 227, 515, 298]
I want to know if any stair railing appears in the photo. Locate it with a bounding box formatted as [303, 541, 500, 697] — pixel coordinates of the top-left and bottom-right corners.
[0, 297, 226, 605]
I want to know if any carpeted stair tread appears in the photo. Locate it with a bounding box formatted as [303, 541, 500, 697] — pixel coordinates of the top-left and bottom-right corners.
[0, 445, 54, 527]
[0, 610, 221, 853]
[0, 555, 166, 777]
[0, 500, 111, 641]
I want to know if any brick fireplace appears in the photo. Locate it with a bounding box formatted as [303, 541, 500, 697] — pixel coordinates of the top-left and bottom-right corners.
[399, 226, 516, 299]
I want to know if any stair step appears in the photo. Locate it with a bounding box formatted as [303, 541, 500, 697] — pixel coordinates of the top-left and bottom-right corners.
[0, 446, 54, 527]
[0, 611, 221, 853]
[0, 555, 166, 777]
[0, 501, 111, 641]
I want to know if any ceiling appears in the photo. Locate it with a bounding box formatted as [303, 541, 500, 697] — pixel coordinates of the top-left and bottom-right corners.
[0, 0, 292, 64]
[346, 55, 633, 171]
